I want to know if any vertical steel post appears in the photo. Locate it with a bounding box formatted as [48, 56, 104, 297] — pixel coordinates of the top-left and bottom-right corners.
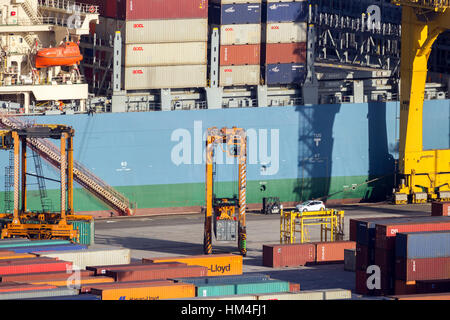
[67, 133, 74, 217]
[21, 138, 27, 213]
[204, 132, 214, 255]
[12, 132, 20, 225]
[60, 133, 67, 221]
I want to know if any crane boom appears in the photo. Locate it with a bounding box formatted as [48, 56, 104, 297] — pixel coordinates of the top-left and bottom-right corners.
[393, 0, 450, 204]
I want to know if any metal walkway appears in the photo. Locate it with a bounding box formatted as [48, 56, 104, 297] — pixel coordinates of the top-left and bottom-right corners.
[0, 116, 134, 216]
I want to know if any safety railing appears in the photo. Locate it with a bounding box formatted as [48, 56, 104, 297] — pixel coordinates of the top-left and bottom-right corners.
[38, 0, 99, 14]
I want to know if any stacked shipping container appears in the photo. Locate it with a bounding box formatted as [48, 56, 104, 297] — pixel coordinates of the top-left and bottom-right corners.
[210, 0, 262, 87]
[353, 216, 450, 296]
[262, 0, 308, 85]
[80, 0, 209, 90]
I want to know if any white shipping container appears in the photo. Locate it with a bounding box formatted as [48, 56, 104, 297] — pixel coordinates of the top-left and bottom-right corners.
[220, 65, 260, 87]
[126, 19, 208, 44]
[218, 24, 261, 45]
[125, 65, 207, 90]
[257, 291, 324, 300]
[323, 289, 352, 300]
[0, 288, 78, 300]
[265, 22, 307, 43]
[125, 42, 207, 67]
[38, 248, 131, 269]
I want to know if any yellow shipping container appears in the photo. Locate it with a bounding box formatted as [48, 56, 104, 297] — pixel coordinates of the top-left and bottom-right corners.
[143, 254, 243, 277]
[93, 283, 196, 301]
[0, 254, 34, 260]
[31, 276, 114, 287]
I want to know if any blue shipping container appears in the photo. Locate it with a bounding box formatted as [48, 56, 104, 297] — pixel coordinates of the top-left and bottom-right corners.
[395, 231, 450, 259]
[24, 294, 101, 301]
[264, 1, 308, 23]
[265, 63, 305, 85]
[12, 244, 87, 254]
[210, 4, 262, 24]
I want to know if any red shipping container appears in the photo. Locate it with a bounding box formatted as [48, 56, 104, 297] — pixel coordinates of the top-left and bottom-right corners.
[106, 265, 208, 282]
[82, 280, 174, 294]
[0, 257, 57, 265]
[355, 269, 394, 296]
[0, 283, 57, 293]
[314, 241, 356, 263]
[355, 269, 370, 295]
[0, 270, 94, 283]
[264, 43, 307, 64]
[355, 243, 375, 271]
[262, 244, 315, 268]
[220, 45, 260, 66]
[0, 260, 72, 275]
[126, 0, 208, 20]
[375, 218, 450, 250]
[431, 202, 450, 216]
[87, 262, 187, 275]
[395, 256, 450, 281]
[289, 282, 301, 292]
[394, 280, 417, 295]
[374, 248, 395, 274]
[349, 219, 358, 242]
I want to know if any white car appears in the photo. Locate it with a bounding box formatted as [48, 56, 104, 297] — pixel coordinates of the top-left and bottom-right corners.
[296, 200, 326, 212]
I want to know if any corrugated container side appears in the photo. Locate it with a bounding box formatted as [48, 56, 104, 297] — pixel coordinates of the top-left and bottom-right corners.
[394, 280, 417, 295]
[210, 3, 262, 24]
[0, 270, 94, 283]
[323, 289, 352, 300]
[0, 254, 35, 260]
[289, 282, 301, 292]
[431, 202, 450, 216]
[355, 244, 374, 271]
[144, 254, 243, 276]
[124, 65, 207, 90]
[265, 63, 306, 85]
[125, 42, 207, 67]
[218, 24, 261, 45]
[211, 0, 262, 3]
[196, 284, 235, 297]
[31, 276, 114, 287]
[349, 219, 358, 241]
[395, 257, 450, 281]
[191, 294, 257, 300]
[235, 280, 290, 295]
[263, 243, 315, 268]
[14, 244, 87, 253]
[0, 284, 58, 293]
[25, 294, 101, 301]
[68, 220, 94, 245]
[89, 262, 186, 276]
[395, 231, 450, 259]
[173, 273, 270, 285]
[264, 22, 307, 43]
[125, 0, 208, 20]
[93, 283, 196, 300]
[220, 44, 261, 66]
[81, 280, 174, 294]
[220, 65, 260, 86]
[264, 42, 306, 64]
[107, 266, 208, 282]
[416, 279, 450, 294]
[37, 248, 131, 269]
[125, 19, 208, 44]
[264, 1, 308, 22]
[374, 248, 395, 274]
[0, 261, 72, 275]
[0, 240, 70, 249]
[344, 249, 356, 271]
[0, 288, 78, 300]
[257, 291, 324, 300]
[314, 241, 356, 263]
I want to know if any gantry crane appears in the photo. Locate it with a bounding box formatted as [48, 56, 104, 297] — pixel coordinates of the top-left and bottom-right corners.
[0, 124, 78, 240]
[204, 127, 248, 256]
[392, 0, 450, 204]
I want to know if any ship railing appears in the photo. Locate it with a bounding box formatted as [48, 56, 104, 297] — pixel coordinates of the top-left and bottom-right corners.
[5, 17, 56, 26]
[38, 0, 99, 15]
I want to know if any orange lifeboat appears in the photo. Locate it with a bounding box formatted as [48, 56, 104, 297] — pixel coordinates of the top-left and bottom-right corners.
[35, 42, 83, 69]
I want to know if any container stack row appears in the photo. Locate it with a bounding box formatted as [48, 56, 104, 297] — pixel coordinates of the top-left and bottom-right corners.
[262, 241, 356, 268]
[210, 0, 262, 87]
[79, 0, 310, 91]
[262, 0, 308, 85]
[350, 216, 450, 297]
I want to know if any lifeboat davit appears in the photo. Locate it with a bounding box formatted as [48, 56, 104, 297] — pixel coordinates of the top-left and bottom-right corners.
[35, 42, 83, 69]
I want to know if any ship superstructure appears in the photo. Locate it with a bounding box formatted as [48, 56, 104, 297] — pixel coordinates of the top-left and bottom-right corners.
[0, 0, 98, 113]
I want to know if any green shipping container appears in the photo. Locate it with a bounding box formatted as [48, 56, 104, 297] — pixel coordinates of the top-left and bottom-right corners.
[0, 240, 70, 248]
[196, 284, 235, 297]
[69, 220, 94, 246]
[235, 280, 290, 295]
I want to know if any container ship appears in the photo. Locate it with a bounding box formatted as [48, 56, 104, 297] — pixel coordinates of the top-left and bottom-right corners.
[0, 0, 448, 217]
